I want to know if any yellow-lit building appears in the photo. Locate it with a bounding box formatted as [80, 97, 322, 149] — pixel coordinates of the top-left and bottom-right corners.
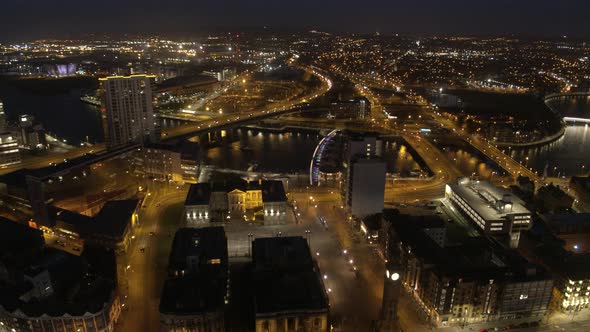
[184, 179, 287, 224]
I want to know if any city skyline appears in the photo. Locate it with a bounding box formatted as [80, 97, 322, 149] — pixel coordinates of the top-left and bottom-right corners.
[1, 0, 590, 40]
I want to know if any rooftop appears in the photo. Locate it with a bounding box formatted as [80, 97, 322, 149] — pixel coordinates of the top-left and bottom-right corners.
[448, 179, 531, 221]
[252, 237, 328, 315]
[386, 213, 547, 282]
[160, 227, 228, 315]
[168, 227, 228, 275]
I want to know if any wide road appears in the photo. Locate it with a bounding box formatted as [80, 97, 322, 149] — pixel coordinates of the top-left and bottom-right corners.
[115, 182, 188, 332]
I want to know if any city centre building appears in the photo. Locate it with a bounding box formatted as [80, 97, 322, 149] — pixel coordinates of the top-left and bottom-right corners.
[445, 178, 532, 248]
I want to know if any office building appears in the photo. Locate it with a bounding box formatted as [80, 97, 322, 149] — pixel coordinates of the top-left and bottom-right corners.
[139, 141, 200, 183]
[445, 178, 532, 248]
[159, 227, 229, 332]
[252, 237, 329, 332]
[342, 133, 386, 218]
[202, 68, 237, 82]
[0, 98, 6, 132]
[100, 75, 158, 148]
[329, 97, 371, 119]
[0, 132, 20, 167]
[385, 214, 553, 327]
[184, 179, 288, 224]
[18, 114, 47, 150]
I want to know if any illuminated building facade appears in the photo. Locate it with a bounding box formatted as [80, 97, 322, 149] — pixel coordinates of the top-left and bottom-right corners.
[385, 214, 553, 327]
[100, 75, 158, 148]
[0, 132, 20, 167]
[184, 180, 287, 223]
[445, 178, 532, 248]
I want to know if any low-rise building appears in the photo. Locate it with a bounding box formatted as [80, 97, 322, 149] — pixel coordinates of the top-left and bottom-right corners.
[53, 199, 140, 254]
[570, 176, 590, 212]
[252, 237, 329, 332]
[0, 221, 120, 332]
[536, 184, 574, 213]
[445, 178, 532, 248]
[159, 227, 229, 332]
[184, 179, 288, 224]
[542, 213, 590, 253]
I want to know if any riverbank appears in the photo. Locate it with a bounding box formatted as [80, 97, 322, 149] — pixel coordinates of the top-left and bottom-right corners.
[492, 123, 566, 148]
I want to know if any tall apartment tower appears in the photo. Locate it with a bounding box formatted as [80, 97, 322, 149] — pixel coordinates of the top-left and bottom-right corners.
[100, 75, 158, 148]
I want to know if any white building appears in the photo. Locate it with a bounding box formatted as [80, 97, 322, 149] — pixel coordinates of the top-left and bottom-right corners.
[0, 98, 6, 132]
[100, 75, 158, 148]
[342, 134, 385, 218]
[0, 132, 20, 167]
[445, 178, 532, 248]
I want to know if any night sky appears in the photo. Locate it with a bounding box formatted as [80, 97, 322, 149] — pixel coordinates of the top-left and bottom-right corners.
[1, 0, 589, 40]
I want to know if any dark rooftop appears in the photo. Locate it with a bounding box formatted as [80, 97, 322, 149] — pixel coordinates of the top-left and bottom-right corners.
[386, 213, 548, 282]
[160, 227, 229, 315]
[168, 227, 228, 274]
[185, 183, 212, 206]
[252, 237, 328, 315]
[56, 199, 138, 239]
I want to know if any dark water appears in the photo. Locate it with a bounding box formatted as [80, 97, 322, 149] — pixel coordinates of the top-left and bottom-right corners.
[0, 85, 103, 145]
[205, 129, 320, 173]
[204, 129, 426, 174]
[510, 123, 590, 176]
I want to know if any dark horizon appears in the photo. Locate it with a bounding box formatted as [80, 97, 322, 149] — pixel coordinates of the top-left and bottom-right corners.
[1, 0, 589, 41]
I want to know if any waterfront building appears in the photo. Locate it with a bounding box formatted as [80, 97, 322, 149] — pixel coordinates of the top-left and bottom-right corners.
[0, 98, 6, 132]
[159, 227, 229, 332]
[0, 132, 20, 167]
[138, 141, 200, 183]
[100, 75, 158, 148]
[18, 114, 47, 150]
[252, 237, 329, 332]
[385, 214, 553, 327]
[184, 179, 288, 224]
[445, 178, 532, 248]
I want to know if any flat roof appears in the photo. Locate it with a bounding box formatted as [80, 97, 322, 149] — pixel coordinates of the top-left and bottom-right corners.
[386, 213, 549, 282]
[168, 227, 228, 273]
[252, 237, 328, 315]
[448, 179, 531, 221]
[160, 227, 228, 315]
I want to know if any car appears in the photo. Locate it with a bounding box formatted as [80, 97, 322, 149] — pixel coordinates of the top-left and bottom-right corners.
[140, 247, 145, 253]
[156, 203, 161, 207]
[149, 232, 155, 236]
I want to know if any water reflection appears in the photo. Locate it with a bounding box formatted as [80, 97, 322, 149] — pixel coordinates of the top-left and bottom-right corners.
[510, 124, 589, 176]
